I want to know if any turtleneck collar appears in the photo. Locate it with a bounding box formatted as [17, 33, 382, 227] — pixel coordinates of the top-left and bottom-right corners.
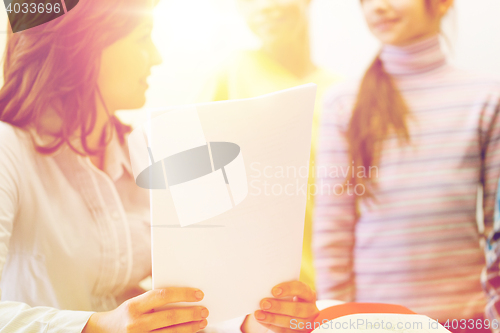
[380, 35, 447, 76]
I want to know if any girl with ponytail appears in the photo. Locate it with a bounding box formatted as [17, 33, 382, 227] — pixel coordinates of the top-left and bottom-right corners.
[314, 0, 500, 330]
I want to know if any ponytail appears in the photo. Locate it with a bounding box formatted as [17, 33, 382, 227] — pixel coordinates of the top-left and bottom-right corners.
[347, 0, 441, 197]
[346, 56, 410, 197]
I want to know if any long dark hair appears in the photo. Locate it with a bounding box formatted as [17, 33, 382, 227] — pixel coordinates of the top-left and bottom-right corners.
[0, 0, 150, 155]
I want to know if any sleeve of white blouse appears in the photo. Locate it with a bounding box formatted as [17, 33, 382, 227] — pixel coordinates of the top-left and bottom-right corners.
[0, 123, 94, 333]
[312, 92, 357, 302]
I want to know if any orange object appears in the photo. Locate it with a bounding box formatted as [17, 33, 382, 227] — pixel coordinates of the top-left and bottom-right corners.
[308, 303, 416, 332]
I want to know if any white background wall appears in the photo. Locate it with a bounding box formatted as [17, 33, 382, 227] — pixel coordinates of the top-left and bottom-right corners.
[0, 0, 499, 108]
[143, 0, 500, 108]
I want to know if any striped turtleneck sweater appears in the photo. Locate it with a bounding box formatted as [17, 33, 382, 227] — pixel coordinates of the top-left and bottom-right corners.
[313, 36, 500, 321]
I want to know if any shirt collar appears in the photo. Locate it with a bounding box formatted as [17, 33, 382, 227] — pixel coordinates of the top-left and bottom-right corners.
[103, 132, 133, 182]
[380, 35, 447, 76]
[29, 126, 133, 183]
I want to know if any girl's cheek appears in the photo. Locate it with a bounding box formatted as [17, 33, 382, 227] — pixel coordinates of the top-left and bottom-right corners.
[137, 49, 149, 69]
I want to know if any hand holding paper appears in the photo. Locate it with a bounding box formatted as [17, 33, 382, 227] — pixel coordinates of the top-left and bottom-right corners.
[243, 281, 320, 333]
[82, 288, 209, 333]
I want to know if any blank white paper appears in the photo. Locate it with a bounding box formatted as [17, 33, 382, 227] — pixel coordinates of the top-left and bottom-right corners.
[129, 83, 317, 324]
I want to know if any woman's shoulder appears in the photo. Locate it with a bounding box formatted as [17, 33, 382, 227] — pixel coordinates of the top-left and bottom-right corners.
[0, 120, 31, 143]
[0, 121, 32, 164]
[323, 77, 363, 109]
[321, 78, 362, 126]
[443, 65, 500, 94]
[1, 120, 21, 143]
[451, 68, 500, 116]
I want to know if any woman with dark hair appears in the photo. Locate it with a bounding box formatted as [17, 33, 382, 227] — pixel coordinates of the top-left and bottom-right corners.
[314, 0, 500, 331]
[0, 1, 319, 332]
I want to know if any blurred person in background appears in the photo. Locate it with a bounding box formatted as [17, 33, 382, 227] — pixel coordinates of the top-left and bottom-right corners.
[313, 0, 500, 331]
[0, 0, 319, 332]
[199, 0, 341, 291]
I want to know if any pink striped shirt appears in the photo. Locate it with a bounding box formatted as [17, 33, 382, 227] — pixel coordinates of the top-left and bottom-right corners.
[313, 36, 500, 321]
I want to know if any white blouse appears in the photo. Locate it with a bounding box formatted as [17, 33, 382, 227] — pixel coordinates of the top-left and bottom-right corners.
[0, 121, 151, 331]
